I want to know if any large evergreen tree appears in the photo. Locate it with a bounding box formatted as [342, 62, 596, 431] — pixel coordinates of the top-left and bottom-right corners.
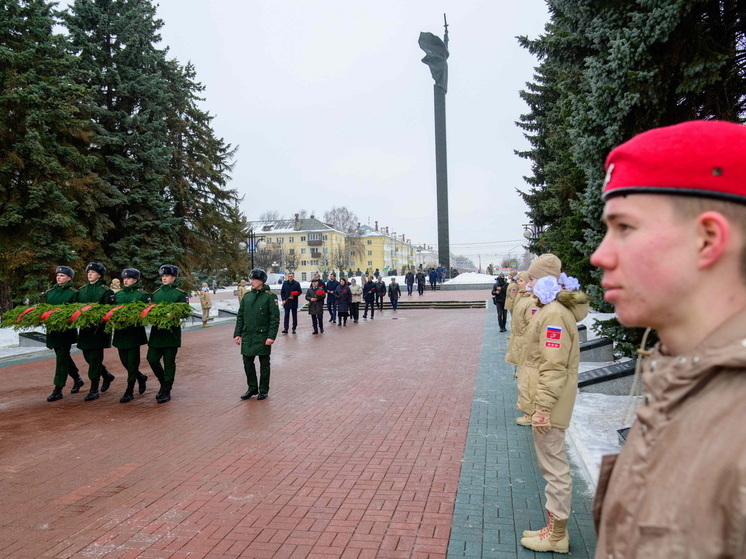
[518, 0, 745, 354]
[62, 0, 181, 287]
[0, 0, 110, 310]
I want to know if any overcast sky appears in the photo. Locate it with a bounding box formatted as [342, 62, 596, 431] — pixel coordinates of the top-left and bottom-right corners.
[62, 0, 550, 266]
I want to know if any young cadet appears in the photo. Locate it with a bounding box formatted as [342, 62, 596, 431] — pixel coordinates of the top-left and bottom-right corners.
[519, 254, 588, 554]
[146, 264, 189, 404]
[44, 265, 83, 402]
[77, 262, 116, 401]
[233, 268, 280, 400]
[590, 120, 746, 558]
[112, 268, 150, 403]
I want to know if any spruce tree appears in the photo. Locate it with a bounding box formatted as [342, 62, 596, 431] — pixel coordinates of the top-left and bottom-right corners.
[62, 0, 181, 288]
[0, 0, 106, 310]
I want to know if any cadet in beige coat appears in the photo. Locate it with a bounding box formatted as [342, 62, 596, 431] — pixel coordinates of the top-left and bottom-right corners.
[504, 275, 520, 313]
[198, 283, 212, 327]
[520, 254, 588, 554]
[590, 120, 746, 558]
[237, 279, 249, 300]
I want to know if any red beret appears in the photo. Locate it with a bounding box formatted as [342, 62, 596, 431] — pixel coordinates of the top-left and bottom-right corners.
[603, 120, 746, 203]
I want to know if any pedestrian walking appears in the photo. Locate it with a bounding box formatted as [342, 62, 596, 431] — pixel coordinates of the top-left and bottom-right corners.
[492, 274, 508, 332]
[43, 265, 83, 402]
[146, 265, 189, 404]
[305, 278, 326, 334]
[362, 276, 376, 319]
[233, 269, 279, 401]
[280, 272, 302, 334]
[519, 254, 588, 554]
[198, 283, 212, 327]
[590, 120, 746, 559]
[325, 273, 339, 323]
[374, 277, 386, 311]
[112, 268, 151, 403]
[416, 270, 426, 295]
[349, 278, 362, 322]
[77, 262, 116, 401]
[334, 277, 352, 326]
[387, 277, 401, 311]
[428, 268, 438, 291]
[404, 270, 415, 296]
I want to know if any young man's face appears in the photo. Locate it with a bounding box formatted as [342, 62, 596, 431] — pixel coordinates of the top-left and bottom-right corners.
[56, 273, 71, 285]
[87, 270, 101, 283]
[288, 273, 294, 282]
[591, 194, 699, 329]
[161, 274, 176, 285]
[251, 278, 263, 290]
[123, 277, 137, 287]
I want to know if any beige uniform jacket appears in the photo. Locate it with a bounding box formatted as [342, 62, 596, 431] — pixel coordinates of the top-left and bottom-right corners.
[505, 281, 520, 312]
[522, 290, 589, 429]
[505, 291, 538, 366]
[594, 311, 746, 559]
[198, 290, 212, 309]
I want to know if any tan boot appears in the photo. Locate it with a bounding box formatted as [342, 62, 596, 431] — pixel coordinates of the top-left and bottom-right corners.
[522, 509, 553, 537]
[521, 518, 569, 553]
[515, 414, 532, 425]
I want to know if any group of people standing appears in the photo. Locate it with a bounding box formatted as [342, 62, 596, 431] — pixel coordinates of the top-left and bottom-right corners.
[43, 263, 190, 405]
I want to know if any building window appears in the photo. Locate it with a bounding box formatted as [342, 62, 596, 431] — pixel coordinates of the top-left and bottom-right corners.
[323, 235, 328, 241]
[302, 272, 307, 281]
[367, 240, 372, 245]
[289, 237, 294, 243]
[368, 261, 373, 266]
[368, 251, 372, 256]
[309, 233, 321, 241]
[323, 247, 328, 254]
[301, 248, 306, 254]
[289, 248, 295, 255]
[311, 260, 318, 266]
[276, 237, 283, 244]
[300, 236, 306, 242]
[301, 260, 308, 266]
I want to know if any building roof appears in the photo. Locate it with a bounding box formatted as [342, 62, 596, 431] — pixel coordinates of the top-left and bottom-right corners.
[248, 218, 342, 235]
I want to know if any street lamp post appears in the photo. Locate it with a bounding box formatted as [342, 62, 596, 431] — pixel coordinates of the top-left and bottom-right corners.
[523, 223, 547, 241]
[238, 229, 267, 270]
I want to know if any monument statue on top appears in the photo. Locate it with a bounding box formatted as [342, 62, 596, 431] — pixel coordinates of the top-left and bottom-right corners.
[419, 15, 451, 275]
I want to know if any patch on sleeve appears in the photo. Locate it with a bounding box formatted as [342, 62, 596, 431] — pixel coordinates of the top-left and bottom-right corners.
[546, 325, 563, 340]
[530, 307, 539, 315]
[545, 341, 561, 349]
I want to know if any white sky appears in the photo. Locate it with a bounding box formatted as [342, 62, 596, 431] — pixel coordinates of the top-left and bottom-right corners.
[59, 0, 550, 266]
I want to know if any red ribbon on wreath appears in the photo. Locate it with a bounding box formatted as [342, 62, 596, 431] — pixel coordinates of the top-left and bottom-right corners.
[102, 305, 126, 322]
[40, 308, 61, 322]
[139, 304, 158, 318]
[69, 304, 98, 323]
[15, 307, 37, 324]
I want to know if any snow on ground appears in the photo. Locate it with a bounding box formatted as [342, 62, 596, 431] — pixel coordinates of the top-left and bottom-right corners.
[445, 272, 498, 285]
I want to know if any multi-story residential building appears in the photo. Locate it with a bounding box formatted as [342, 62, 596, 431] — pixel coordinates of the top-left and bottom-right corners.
[246, 216, 418, 280]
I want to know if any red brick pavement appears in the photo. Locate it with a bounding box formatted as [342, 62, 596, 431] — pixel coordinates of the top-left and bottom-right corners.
[0, 301, 488, 558]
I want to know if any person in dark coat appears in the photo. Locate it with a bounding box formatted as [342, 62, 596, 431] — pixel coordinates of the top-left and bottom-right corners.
[416, 270, 426, 295]
[362, 276, 377, 319]
[491, 274, 508, 332]
[388, 278, 402, 311]
[44, 265, 82, 402]
[334, 277, 352, 326]
[147, 264, 190, 404]
[77, 262, 115, 401]
[325, 273, 340, 323]
[404, 270, 415, 296]
[428, 268, 438, 291]
[280, 272, 302, 334]
[375, 277, 386, 311]
[305, 279, 326, 334]
[233, 268, 280, 400]
[112, 268, 151, 403]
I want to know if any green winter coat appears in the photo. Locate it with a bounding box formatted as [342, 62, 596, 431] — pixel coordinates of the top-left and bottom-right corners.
[112, 282, 150, 350]
[77, 278, 114, 350]
[233, 284, 280, 356]
[148, 283, 189, 348]
[43, 282, 79, 349]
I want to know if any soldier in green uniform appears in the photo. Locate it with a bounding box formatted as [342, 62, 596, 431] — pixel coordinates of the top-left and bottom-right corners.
[147, 264, 190, 404]
[233, 268, 280, 400]
[44, 266, 83, 402]
[112, 268, 150, 403]
[77, 262, 116, 401]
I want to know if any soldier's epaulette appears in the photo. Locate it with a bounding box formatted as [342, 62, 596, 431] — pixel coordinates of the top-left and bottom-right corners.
[175, 287, 187, 294]
[69, 287, 79, 293]
[137, 288, 148, 294]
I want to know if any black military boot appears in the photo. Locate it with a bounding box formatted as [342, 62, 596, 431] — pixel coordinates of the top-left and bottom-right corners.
[70, 373, 84, 394]
[84, 378, 100, 401]
[241, 388, 258, 400]
[157, 383, 172, 404]
[120, 381, 136, 403]
[136, 372, 147, 394]
[152, 370, 165, 399]
[47, 386, 63, 402]
[101, 368, 115, 392]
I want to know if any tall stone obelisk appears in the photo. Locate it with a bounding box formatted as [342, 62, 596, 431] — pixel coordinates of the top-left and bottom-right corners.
[419, 15, 450, 274]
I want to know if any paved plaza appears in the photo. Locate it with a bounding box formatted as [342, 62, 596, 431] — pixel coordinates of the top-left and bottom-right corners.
[0, 291, 595, 558]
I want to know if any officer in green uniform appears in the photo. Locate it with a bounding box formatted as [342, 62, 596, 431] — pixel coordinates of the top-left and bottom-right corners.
[112, 268, 150, 403]
[77, 262, 116, 401]
[147, 264, 189, 404]
[233, 268, 280, 400]
[44, 265, 83, 402]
